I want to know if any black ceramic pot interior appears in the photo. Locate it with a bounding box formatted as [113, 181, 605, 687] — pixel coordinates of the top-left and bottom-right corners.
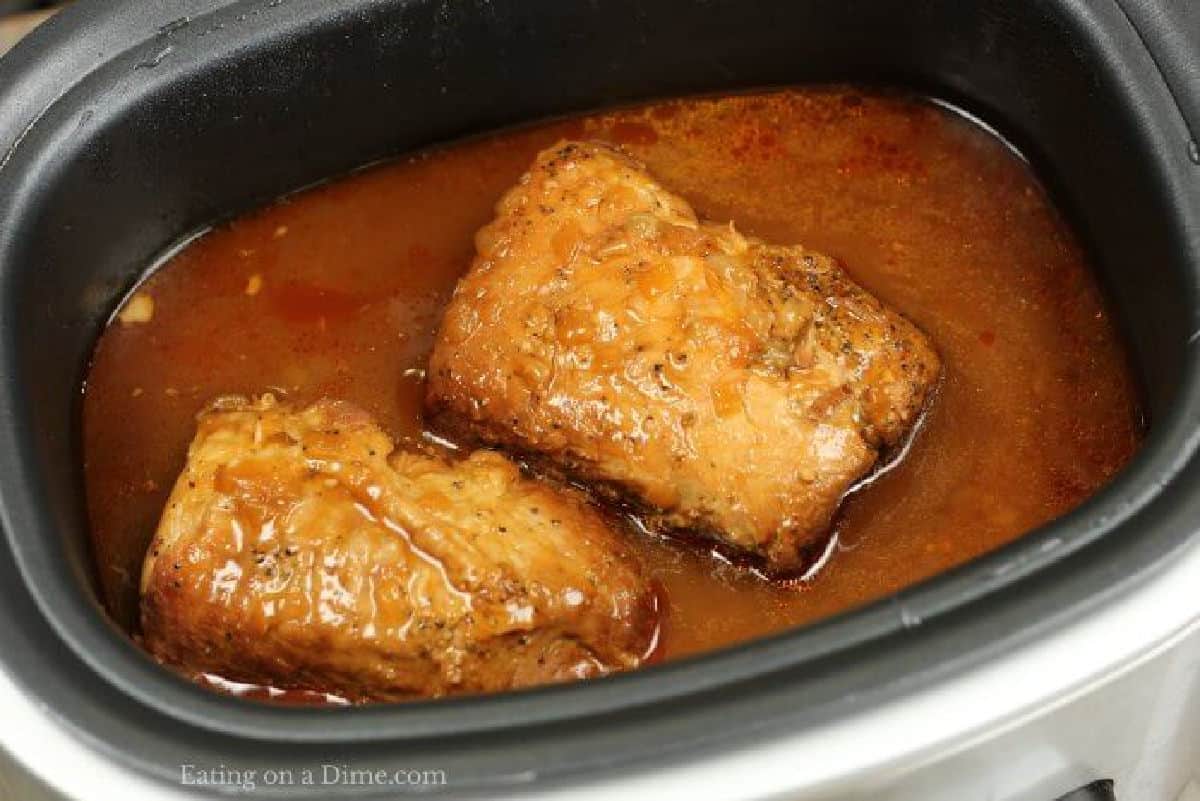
[0, 0, 1198, 796]
[0, 1, 42, 16]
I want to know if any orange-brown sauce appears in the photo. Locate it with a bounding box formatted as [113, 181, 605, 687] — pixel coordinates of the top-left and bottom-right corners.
[84, 88, 1142, 673]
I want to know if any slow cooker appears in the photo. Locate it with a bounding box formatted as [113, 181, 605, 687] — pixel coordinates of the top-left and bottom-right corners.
[1, 1, 1198, 799]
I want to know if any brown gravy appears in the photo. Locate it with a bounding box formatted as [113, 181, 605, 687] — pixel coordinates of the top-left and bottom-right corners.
[83, 88, 1142, 672]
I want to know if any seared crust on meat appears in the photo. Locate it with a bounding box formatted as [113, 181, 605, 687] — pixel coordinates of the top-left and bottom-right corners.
[427, 141, 940, 572]
[141, 395, 657, 701]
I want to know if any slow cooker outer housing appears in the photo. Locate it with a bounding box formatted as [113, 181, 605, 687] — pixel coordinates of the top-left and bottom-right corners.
[0, 0, 1198, 797]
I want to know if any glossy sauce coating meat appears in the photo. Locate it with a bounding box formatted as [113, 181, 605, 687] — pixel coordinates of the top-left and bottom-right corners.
[428, 142, 941, 573]
[140, 395, 658, 700]
[86, 89, 1142, 685]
